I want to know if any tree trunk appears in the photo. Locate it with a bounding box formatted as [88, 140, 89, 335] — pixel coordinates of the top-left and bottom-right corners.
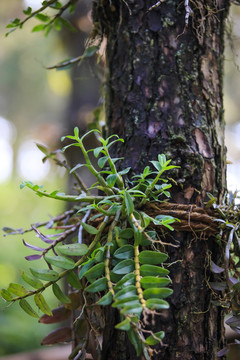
[92, 1, 229, 359]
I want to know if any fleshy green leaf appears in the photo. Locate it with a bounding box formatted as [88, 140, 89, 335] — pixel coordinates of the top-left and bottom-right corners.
[67, 271, 82, 290]
[114, 273, 136, 291]
[93, 146, 104, 158]
[35, 13, 50, 22]
[32, 24, 47, 32]
[113, 296, 140, 308]
[34, 293, 53, 316]
[58, 243, 88, 256]
[79, 221, 98, 234]
[8, 283, 28, 296]
[145, 331, 165, 345]
[45, 255, 75, 270]
[30, 268, 59, 281]
[145, 298, 170, 310]
[20, 270, 43, 289]
[127, 328, 142, 356]
[79, 259, 95, 280]
[140, 276, 171, 289]
[118, 167, 131, 175]
[84, 262, 105, 283]
[124, 191, 134, 215]
[115, 318, 131, 331]
[140, 264, 169, 277]
[1, 289, 14, 301]
[119, 228, 133, 239]
[85, 277, 107, 293]
[52, 283, 71, 303]
[113, 245, 134, 260]
[121, 303, 142, 316]
[139, 251, 168, 265]
[112, 259, 135, 274]
[114, 285, 137, 300]
[143, 288, 173, 299]
[97, 291, 113, 305]
[98, 156, 108, 168]
[23, 6, 32, 15]
[106, 174, 117, 188]
[19, 299, 39, 318]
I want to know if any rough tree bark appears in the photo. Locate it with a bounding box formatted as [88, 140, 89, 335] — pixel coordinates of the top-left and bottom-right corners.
[91, 1, 230, 359]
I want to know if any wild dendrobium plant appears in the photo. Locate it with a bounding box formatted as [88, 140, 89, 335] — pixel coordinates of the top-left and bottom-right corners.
[2, 128, 181, 359]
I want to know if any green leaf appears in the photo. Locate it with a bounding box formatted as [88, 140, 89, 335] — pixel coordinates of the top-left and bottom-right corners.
[97, 291, 113, 305]
[35, 13, 50, 22]
[19, 299, 39, 318]
[59, 17, 76, 32]
[67, 271, 82, 290]
[140, 264, 169, 277]
[145, 331, 165, 345]
[121, 303, 142, 316]
[84, 45, 99, 58]
[150, 160, 162, 171]
[106, 174, 118, 188]
[112, 259, 135, 274]
[79, 221, 98, 235]
[52, 283, 71, 303]
[127, 328, 142, 356]
[79, 259, 95, 280]
[20, 270, 43, 289]
[119, 228, 133, 239]
[32, 24, 46, 32]
[98, 156, 108, 168]
[140, 276, 171, 289]
[34, 293, 52, 316]
[118, 167, 131, 175]
[114, 273, 136, 291]
[23, 6, 32, 15]
[54, 17, 62, 31]
[8, 283, 28, 296]
[145, 298, 169, 310]
[113, 296, 139, 308]
[157, 154, 166, 165]
[143, 288, 173, 299]
[114, 285, 137, 300]
[115, 318, 131, 331]
[139, 250, 168, 265]
[69, 163, 85, 173]
[93, 146, 104, 158]
[58, 243, 88, 256]
[124, 191, 134, 215]
[1, 289, 13, 301]
[45, 255, 75, 270]
[85, 277, 107, 293]
[30, 268, 59, 281]
[84, 262, 105, 283]
[113, 245, 134, 260]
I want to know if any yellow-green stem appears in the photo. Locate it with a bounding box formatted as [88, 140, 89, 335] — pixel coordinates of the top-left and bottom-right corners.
[105, 211, 121, 295]
[134, 245, 146, 307]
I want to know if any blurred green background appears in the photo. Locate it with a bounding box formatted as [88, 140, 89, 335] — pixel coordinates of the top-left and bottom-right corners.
[0, 0, 240, 358]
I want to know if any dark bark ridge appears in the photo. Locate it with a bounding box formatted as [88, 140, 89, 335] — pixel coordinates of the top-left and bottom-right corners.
[92, 1, 230, 359]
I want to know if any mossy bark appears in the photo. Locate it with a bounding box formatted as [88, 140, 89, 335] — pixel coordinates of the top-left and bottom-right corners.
[92, 1, 229, 359]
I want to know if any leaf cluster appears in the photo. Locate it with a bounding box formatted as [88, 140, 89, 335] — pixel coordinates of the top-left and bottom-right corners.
[5, 0, 78, 37]
[1, 128, 179, 359]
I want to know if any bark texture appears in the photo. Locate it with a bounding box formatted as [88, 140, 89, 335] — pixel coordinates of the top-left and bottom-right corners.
[92, 1, 229, 359]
